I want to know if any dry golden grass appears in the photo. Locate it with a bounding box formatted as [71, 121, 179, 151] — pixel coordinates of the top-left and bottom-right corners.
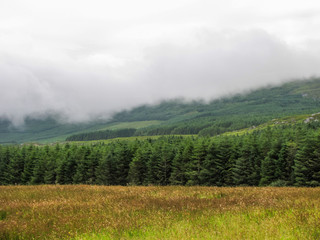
[0, 186, 320, 239]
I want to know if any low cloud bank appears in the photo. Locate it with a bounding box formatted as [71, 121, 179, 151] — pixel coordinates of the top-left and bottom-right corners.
[1, 30, 319, 126]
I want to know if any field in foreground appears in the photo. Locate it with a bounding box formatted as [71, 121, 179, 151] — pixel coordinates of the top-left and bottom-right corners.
[0, 186, 320, 239]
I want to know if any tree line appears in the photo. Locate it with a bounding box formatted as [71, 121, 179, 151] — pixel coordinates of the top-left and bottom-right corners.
[1, 122, 320, 186]
[66, 128, 136, 141]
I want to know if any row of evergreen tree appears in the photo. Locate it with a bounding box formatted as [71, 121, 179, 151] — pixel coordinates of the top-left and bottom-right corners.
[66, 128, 136, 141]
[1, 122, 320, 186]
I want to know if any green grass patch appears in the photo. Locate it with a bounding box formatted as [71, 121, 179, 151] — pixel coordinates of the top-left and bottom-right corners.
[0, 210, 7, 220]
[75, 208, 320, 240]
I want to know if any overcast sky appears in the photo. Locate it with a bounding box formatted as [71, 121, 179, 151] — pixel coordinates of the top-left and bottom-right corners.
[1, 0, 320, 125]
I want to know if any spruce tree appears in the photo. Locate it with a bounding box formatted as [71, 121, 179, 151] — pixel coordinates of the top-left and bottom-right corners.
[233, 141, 256, 186]
[6, 148, 25, 185]
[73, 146, 91, 184]
[293, 136, 317, 186]
[170, 144, 188, 185]
[114, 142, 133, 185]
[95, 150, 117, 185]
[158, 141, 174, 185]
[146, 143, 161, 185]
[128, 143, 151, 185]
[199, 141, 223, 186]
[188, 138, 208, 185]
[22, 147, 37, 184]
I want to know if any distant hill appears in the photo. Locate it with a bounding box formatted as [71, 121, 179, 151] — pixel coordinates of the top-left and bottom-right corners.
[1, 77, 320, 143]
[106, 77, 320, 137]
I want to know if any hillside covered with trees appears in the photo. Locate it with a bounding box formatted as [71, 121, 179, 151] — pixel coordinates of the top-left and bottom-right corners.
[66, 77, 320, 141]
[1, 77, 320, 143]
[1, 119, 320, 186]
[1, 77, 320, 187]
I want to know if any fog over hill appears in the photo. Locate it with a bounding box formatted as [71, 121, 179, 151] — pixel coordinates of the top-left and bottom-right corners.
[1, 0, 320, 126]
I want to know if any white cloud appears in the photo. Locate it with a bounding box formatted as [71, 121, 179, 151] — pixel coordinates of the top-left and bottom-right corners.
[1, 0, 320, 125]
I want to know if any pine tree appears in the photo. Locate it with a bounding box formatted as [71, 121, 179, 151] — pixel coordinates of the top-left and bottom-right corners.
[0, 147, 11, 185]
[158, 141, 174, 185]
[187, 138, 208, 185]
[6, 148, 25, 185]
[259, 133, 282, 185]
[114, 142, 133, 185]
[309, 137, 320, 186]
[86, 149, 100, 184]
[293, 136, 316, 186]
[260, 150, 277, 186]
[169, 141, 191, 185]
[146, 143, 161, 185]
[22, 147, 37, 184]
[199, 141, 223, 186]
[233, 140, 256, 186]
[73, 146, 91, 184]
[128, 143, 151, 185]
[218, 138, 236, 186]
[31, 151, 46, 184]
[57, 147, 77, 184]
[95, 150, 117, 185]
[44, 153, 57, 184]
[275, 142, 297, 184]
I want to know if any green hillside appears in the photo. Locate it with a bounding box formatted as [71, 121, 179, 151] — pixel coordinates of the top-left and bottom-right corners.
[121, 78, 320, 136]
[221, 112, 320, 137]
[67, 77, 320, 141]
[1, 77, 320, 143]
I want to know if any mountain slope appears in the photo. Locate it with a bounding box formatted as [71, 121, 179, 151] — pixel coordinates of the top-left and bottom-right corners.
[1, 77, 320, 143]
[113, 78, 320, 137]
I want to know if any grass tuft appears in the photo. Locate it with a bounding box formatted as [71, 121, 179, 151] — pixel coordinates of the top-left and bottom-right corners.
[0, 210, 7, 220]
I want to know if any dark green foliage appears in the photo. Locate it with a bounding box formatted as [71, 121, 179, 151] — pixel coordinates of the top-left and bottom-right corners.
[157, 141, 175, 185]
[56, 146, 77, 184]
[73, 146, 93, 184]
[113, 142, 134, 185]
[95, 151, 117, 185]
[0, 147, 12, 184]
[217, 138, 236, 186]
[2, 78, 320, 186]
[145, 144, 162, 185]
[31, 155, 46, 184]
[294, 136, 320, 186]
[260, 150, 278, 186]
[128, 143, 151, 185]
[21, 147, 37, 184]
[199, 141, 224, 186]
[66, 128, 137, 141]
[170, 140, 193, 185]
[275, 142, 296, 184]
[6, 149, 25, 184]
[1, 119, 320, 187]
[188, 138, 208, 185]
[233, 146, 256, 186]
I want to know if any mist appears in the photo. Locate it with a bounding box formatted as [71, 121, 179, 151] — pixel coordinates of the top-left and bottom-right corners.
[1, 0, 320, 126]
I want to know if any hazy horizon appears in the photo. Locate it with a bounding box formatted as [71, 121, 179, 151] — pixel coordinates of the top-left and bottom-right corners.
[1, 0, 320, 125]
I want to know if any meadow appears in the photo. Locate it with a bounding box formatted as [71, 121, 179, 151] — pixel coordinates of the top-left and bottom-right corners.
[1, 186, 320, 239]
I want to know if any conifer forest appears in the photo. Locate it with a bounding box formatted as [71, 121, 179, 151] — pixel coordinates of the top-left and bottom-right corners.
[2, 121, 320, 187]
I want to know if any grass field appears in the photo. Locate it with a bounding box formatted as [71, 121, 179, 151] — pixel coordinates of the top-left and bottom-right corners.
[1, 186, 320, 239]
